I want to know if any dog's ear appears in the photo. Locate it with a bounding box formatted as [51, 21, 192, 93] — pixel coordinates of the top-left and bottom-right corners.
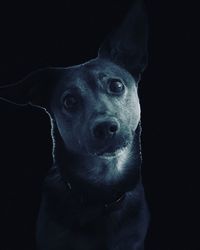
[98, 0, 148, 80]
[0, 68, 59, 108]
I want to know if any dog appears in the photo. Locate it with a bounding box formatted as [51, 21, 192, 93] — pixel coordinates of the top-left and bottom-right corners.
[0, 0, 149, 249]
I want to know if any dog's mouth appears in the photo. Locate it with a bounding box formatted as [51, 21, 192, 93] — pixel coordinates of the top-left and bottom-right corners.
[91, 141, 131, 160]
[98, 145, 130, 159]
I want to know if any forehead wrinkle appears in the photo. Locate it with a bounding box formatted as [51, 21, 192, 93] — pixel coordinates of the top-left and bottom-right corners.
[88, 63, 129, 82]
[84, 63, 124, 91]
[77, 66, 101, 92]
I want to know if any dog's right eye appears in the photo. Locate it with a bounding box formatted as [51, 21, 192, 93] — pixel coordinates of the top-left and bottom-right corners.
[63, 94, 79, 112]
[108, 79, 125, 95]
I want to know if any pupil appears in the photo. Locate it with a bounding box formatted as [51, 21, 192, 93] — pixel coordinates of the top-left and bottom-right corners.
[68, 97, 76, 105]
[65, 95, 77, 109]
[110, 80, 123, 93]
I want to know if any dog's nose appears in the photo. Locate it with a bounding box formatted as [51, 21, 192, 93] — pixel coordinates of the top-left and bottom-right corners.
[92, 120, 120, 140]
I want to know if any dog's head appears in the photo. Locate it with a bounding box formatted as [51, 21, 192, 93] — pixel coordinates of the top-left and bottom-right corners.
[50, 60, 140, 158]
[0, 0, 148, 190]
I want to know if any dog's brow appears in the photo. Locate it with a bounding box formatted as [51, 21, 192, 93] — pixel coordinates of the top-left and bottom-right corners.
[79, 70, 99, 91]
[63, 85, 84, 94]
[98, 72, 107, 79]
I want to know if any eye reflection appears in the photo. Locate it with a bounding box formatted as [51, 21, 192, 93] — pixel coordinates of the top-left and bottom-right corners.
[108, 79, 125, 94]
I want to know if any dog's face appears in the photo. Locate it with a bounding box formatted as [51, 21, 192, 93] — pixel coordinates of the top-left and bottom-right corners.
[50, 59, 140, 159]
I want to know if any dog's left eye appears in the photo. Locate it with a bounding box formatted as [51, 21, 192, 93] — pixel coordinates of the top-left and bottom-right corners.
[63, 94, 79, 112]
[108, 79, 125, 94]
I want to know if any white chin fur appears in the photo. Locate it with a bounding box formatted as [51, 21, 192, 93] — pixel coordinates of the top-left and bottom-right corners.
[98, 144, 130, 160]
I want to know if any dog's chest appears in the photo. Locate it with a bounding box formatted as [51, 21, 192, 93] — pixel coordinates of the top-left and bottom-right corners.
[38, 167, 139, 250]
[39, 201, 130, 250]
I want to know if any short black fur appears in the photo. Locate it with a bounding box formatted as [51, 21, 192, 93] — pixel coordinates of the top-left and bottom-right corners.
[0, 1, 149, 249]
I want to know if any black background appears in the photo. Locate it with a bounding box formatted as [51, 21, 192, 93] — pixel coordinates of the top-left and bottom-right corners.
[0, 0, 198, 249]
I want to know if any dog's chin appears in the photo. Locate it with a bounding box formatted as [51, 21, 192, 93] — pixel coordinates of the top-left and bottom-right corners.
[87, 140, 132, 160]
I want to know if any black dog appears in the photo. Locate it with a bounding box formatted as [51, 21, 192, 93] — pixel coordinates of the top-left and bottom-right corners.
[0, 0, 149, 249]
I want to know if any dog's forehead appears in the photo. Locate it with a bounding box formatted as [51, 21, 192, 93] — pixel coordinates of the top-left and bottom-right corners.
[55, 59, 133, 91]
[83, 59, 130, 78]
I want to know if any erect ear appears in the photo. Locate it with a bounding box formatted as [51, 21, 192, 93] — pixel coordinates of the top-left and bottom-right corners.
[0, 68, 59, 108]
[98, 0, 148, 81]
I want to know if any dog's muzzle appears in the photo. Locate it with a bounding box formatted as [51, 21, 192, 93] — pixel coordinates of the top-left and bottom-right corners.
[91, 117, 120, 140]
[86, 117, 132, 158]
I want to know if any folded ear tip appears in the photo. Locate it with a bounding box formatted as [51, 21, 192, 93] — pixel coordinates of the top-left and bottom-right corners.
[0, 96, 29, 106]
[0, 67, 56, 107]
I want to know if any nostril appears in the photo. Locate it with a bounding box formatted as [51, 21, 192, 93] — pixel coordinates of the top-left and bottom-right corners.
[109, 124, 118, 133]
[93, 121, 119, 140]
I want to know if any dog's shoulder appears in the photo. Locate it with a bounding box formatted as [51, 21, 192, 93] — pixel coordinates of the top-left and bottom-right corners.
[41, 166, 70, 210]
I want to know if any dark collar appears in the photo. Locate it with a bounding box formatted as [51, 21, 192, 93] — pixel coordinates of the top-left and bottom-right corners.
[104, 193, 126, 212]
[65, 180, 126, 213]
